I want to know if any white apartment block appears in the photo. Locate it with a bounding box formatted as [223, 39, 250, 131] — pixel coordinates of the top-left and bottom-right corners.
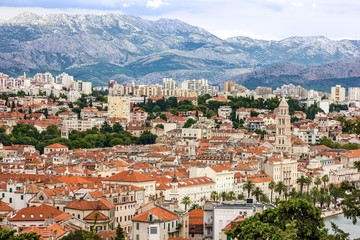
[348, 87, 360, 102]
[72, 80, 92, 95]
[331, 85, 346, 102]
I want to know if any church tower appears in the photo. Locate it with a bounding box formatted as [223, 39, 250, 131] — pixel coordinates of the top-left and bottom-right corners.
[61, 122, 69, 139]
[275, 98, 292, 154]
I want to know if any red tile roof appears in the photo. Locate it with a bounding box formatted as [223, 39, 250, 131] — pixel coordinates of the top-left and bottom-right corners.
[132, 206, 178, 222]
[8, 204, 63, 221]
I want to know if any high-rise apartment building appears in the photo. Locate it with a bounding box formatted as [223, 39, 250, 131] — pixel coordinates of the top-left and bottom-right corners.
[34, 72, 54, 84]
[348, 87, 360, 101]
[331, 85, 346, 102]
[108, 96, 131, 120]
[56, 73, 74, 88]
[162, 78, 176, 90]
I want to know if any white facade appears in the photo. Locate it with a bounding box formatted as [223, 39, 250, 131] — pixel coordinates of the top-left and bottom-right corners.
[331, 85, 346, 102]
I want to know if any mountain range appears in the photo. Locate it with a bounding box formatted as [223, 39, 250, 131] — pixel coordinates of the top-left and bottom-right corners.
[1, 12, 360, 90]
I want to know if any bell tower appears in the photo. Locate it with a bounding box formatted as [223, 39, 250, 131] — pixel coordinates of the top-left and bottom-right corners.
[275, 98, 292, 154]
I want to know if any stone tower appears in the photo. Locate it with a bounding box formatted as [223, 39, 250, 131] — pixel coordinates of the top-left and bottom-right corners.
[61, 122, 69, 139]
[275, 98, 292, 154]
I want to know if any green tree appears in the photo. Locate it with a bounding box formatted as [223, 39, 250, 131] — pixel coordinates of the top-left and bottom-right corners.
[322, 175, 329, 190]
[70, 139, 93, 149]
[269, 181, 276, 203]
[305, 176, 312, 193]
[136, 131, 157, 145]
[100, 121, 112, 134]
[243, 180, 255, 198]
[183, 118, 197, 128]
[114, 223, 125, 240]
[109, 138, 123, 147]
[227, 191, 236, 201]
[275, 181, 287, 199]
[296, 176, 307, 194]
[252, 187, 264, 202]
[60, 229, 101, 240]
[314, 177, 322, 189]
[210, 191, 219, 201]
[227, 199, 327, 240]
[181, 196, 191, 211]
[112, 122, 124, 133]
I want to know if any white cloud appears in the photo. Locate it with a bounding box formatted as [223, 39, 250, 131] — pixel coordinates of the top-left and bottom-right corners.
[146, 0, 167, 9]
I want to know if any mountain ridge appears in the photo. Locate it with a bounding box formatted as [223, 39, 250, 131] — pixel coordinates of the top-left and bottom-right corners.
[1, 12, 360, 89]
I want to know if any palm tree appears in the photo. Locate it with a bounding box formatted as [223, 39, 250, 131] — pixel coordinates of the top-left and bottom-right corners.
[329, 184, 341, 209]
[243, 180, 255, 198]
[275, 181, 286, 199]
[289, 188, 298, 199]
[314, 177, 322, 189]
[322, 174, 329, 190]
[296, 176, 307, 194]
[310, 186, 319, 206]
[227, 191, 236, 201]
[268, 181, 276, 203]
[259, 193, 269, 203]
[252, 187, 263, 202]
[221, 192, 227, 201]
[305, 176, 312, 192]
[181, 196, 191, 211]
[210, 191, 219, 201]
[189, 204, 202, 211]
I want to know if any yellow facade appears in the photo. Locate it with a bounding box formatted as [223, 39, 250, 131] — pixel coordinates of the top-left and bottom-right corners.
[108, 96, 130, 120]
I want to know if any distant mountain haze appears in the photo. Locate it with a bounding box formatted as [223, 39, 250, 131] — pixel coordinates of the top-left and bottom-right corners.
[1, 12, 360, 90]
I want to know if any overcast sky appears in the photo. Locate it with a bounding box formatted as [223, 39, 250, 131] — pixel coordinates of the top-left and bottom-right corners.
[0, 0, 359, 40]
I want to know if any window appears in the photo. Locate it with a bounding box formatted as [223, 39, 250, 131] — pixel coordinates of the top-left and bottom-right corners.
[39, 214, 43, 218]
[21, 195, 24, 200]
[22, 214, 25, 219]
[136, 235, 140, 240]
[136, 223, 139, 230]
[150, 227, 157, 234]
[9, 198, 12, 203]
[30, 214, 34, 219]
[9, 188, 12, 193]
[78, 214, 80, 219]
[1, 193, 4, 198]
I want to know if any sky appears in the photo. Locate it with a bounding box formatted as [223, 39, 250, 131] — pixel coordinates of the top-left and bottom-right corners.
[0, 0, 359, 40]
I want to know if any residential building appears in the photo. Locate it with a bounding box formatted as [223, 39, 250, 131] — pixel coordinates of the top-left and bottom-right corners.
[108, 96, 131, 121]
[331, 85, 346, 102]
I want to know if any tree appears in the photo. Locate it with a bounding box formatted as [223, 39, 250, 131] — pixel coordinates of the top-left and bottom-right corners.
[310, 186, 319, 206]
[60, 229, 101, 240]
[189, 204, 202, 211]
[181, 196, 191, 211]
[322, 174, 329, 190]
[112, 122, 124, 133]
[275, 181, 286, 199]
[243, 181, 255, 198]
[226, 199, 328, 240]
[210, 191, 219, 201]
[314, 177, 322, 189]
[136, 131, 157, 145]
[221, 192, 228, 201]
[227, 191, 236, 201]
[296, 176, 307, 194]
[252, 187, 264, 202]
[269, 181, 276, 203]
[100, 121, 112, 134]
[183, 118, 197, 128]
[305, 176, 312, 192]
[114, 223, 125, 240]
